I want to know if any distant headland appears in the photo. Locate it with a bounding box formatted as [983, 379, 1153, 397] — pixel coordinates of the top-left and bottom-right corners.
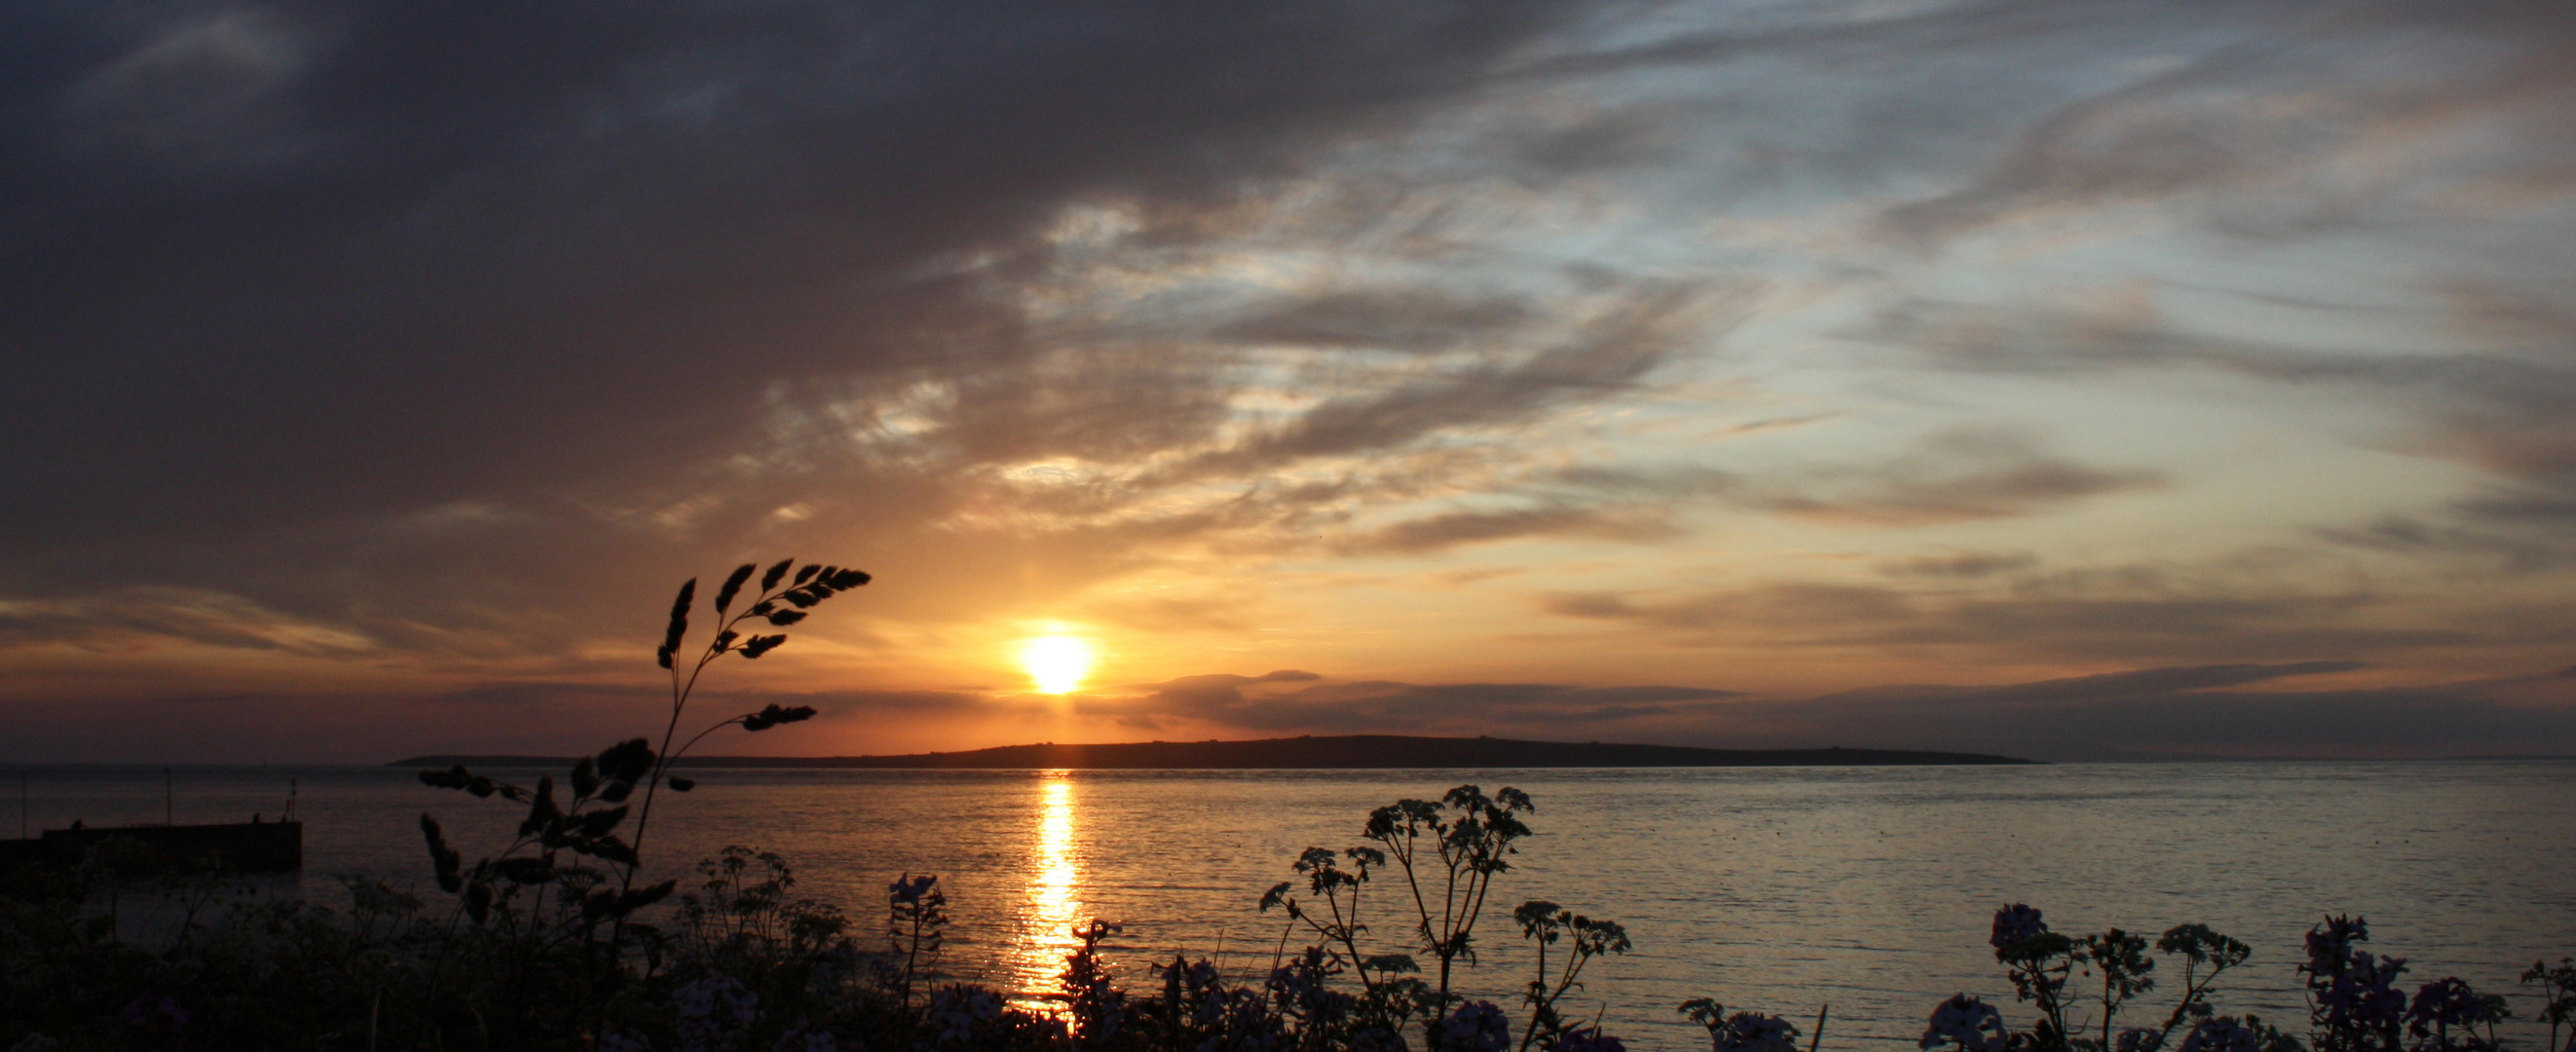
[392, 734, 2037, 769]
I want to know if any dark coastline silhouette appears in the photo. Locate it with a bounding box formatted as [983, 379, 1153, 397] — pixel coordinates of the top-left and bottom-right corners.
[391, 733, 2037, 770]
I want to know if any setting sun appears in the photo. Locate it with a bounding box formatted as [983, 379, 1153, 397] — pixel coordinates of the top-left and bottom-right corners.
[1019, 635, 1094, 695]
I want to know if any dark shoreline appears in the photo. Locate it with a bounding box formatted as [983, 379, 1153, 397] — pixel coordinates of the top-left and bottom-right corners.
[391, 733, 2038, 770]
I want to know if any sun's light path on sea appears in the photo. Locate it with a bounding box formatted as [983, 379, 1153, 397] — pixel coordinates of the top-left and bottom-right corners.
[1008, 770, 1087, 1007]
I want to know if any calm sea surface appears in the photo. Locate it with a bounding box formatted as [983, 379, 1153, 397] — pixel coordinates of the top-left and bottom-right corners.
[11, 762, 2573, 1050]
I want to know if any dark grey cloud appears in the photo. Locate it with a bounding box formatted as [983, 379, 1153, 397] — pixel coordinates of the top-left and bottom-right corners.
[2455, 490, 2576, 525]
[1544, 582, 1915, 637]
[1116, 672, 1740, 734]
[1213, 286, 1537, 354]
[1336, 505, 1678, 556]
[0, 586, 376, 655]
[1540, 578, 2493, 665]
[1886, 660, 2369, 706]
[1551, 428, 2156, 526]
[0, 0, 1589, 575]
[2310, 513, 2571, 573]
[1128, 669, 1323, 713]
[1722, 663, 2576, 761]
[1497, 102, 1689, 180]
[1879, 551, 2039, 579]
[1550, 464, 1743, 499]
[1766, 428, 2163, 526]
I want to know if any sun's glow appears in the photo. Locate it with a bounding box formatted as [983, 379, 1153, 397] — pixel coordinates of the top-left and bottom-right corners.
[1020, 634, 1094, 694]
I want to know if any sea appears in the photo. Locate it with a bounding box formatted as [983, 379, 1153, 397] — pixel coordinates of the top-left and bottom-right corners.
[10, 761, 2573, 1050]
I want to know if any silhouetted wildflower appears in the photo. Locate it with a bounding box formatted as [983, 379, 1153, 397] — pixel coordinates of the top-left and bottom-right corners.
[1994, 905, 2050, 949]
[2302, 916, 2412, 1052]
[2410, 979, 2484, 1031]
[1711, 1013, 1799, 1052]
[1266, 947, 1356, 1027]
[2408, 976, 2509, 1051]
[1555, 1026, 1628, 1052]
[890, 875, 938, 905]
[1163, 956, 1275, 1044]
[1923, 995, 2008, 1052]
[1064, 920, 1133, 1045]
[2180, 1019, 2263, 1052]
[2321, 952, 2409, 1029]
[1348, 1029, 1408, 1052]
[2307, 918, 2371, 976]
[1441, 999, 1512, 1052]
[678, 972, 759, 1052]
[2522, 958, 2576, 1052]
[928, 986, 1006, 1046]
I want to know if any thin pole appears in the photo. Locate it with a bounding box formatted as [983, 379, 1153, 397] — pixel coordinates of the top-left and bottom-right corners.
[164, 767, 173, 826]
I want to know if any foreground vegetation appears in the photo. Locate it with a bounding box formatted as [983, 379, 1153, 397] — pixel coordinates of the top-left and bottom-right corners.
[7, 563, 2572, 1051]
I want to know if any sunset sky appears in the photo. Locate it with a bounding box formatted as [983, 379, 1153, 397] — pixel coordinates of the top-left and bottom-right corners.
[6, 1, 2575, 762]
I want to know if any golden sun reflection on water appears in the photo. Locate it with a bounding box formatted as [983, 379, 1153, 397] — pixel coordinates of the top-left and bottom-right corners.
[1007, 771, 1086, 1006]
